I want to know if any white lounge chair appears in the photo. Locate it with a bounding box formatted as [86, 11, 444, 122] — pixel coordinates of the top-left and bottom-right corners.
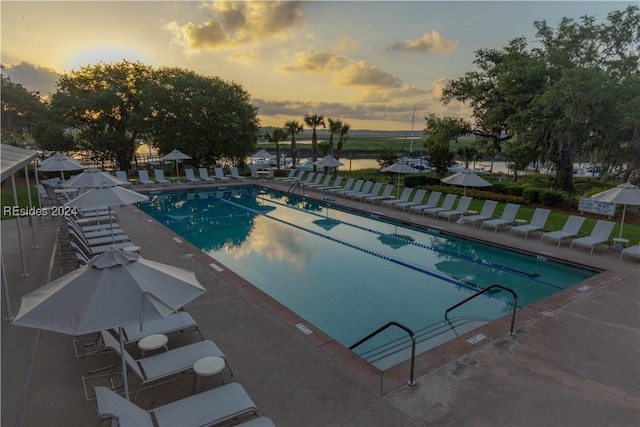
[304, 173, 323, 187]
[137, 170, 155, 185]
[570, 220, 615, 254]
[276, 169, 302, 182]
[540, 215, 586, 246]
[306, 174, 331, 189]
[230, 167, 247, 180]
[335, 179, 364, 197]
[437, 196, 473, 221]
[422, 194, 457, 217]
[183, 169, 202, 183]
[97, 330, 232, 402]
[481, 203, 520, 231]
[95, 384, 262, 427]
[344, 181, 373, 199]
[115, 171, 133, 187]
[154, 169, 171, 184]
[393, 188, 428, 211]
[364, 183, 394, 204]
[325, 177, 353, 194]
[620, 244, 640, 261]
[198, 168, 216, 183]
[214, 167, 231, 182]
[509, 208, 551, 239]
[382, 187, 412, 208]
[121, 311, 204, 343]
[313, 175, 340, 192]
[352, 182, 382, 201]
[462, 200, 498, 227]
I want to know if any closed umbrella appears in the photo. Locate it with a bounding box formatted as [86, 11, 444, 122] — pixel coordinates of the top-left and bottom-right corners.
[314, 155, 344, 169]
[162, 149, 192, 180]
[38, 153, 85, 180]
[13, 246, 206, 400]
[62, 168, 129, 191]
[591, 182, 640, 238]
[441, 168, 492, 196]
[381, 162, 419, 197]
[250, 149, 275, 161]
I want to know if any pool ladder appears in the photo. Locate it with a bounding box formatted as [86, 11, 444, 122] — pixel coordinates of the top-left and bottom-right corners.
[445, 284, 519, 335]
[288, 181, 305, 193]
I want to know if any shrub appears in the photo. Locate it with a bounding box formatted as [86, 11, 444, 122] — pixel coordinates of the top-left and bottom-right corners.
[505, 184, 525, 197]
[491, 182, 508, 194]
[523, 187, 542, 204]
[539, 189, 564, 206]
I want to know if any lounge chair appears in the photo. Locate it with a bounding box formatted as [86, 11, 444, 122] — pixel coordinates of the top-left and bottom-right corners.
[437, 196, 473, 221]
[364, 183, 394, 204]
[422, 194, 457, 217]
[398, 189, 429, 212]
[115, 171, 133, 187]
[509, 208, 551, 239]
[620, 243, 640, 261]
[137, 170, 155, 185]
[481, 203, 520, 231]
[381, 187, 412, 208]
[214, 167, 231, 182]
[183, 169, 202, 183]
[325, 177, 353, 194]
[154, 169, 171, 184]
[343, 181, 373, 199]
[570, 220, 615, 254]
[230, 167, 247, 180]
[304, 173, 323, 187]
[97, 330, 232, 402]
[198, 168, 216, 183]
[314, 176, 341, 192]
[540, 215, 586, 246]
[462, 200, 498, 227]
[334, 179, 363, 197]
[95, 384, 262, 427]
[352, 182, 382, 201]
[276, 169, 302, 182]
[306, 174, 331, 189]
[120, 311, 204, 343]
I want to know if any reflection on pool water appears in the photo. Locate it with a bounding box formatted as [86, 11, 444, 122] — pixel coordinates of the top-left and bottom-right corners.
[140, 186, 597, 369]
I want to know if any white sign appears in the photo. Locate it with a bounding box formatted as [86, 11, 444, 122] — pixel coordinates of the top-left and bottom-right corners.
[579, 197, 616, 217]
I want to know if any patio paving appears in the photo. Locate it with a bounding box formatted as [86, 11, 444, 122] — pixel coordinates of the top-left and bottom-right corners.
[2, 180, 639, 426]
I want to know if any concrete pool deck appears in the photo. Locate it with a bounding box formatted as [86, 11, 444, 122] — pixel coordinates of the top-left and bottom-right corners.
[2, 180, 639, 426]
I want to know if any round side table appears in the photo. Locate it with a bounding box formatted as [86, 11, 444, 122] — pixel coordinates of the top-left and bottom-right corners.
[193, 356, 226, 392]
[138, 334, 168, 357]
[514, 219, 527, 226]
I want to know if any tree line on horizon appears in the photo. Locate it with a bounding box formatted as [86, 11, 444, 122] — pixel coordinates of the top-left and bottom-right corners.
[1, 5, 638, 190]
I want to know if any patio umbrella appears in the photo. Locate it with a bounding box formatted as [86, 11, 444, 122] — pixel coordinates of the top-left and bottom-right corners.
[441, 168, 492, 196]
[250, 149, 275, 161]
[381, 161, 419, 197]
[65, 182, 149, 242]
[162, 149, 192, 179]
[38, 153, 85, 180]
[62, 168, 129, 191]
[314, 155, 344, 169]
[591, 182, 640, 238]
[12, 246, 206, 400]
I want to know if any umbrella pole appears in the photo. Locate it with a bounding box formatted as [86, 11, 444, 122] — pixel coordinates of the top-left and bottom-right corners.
[109, 207, 116, 243]
[119, 327, 130, 400]
[619, 205, 627, 239]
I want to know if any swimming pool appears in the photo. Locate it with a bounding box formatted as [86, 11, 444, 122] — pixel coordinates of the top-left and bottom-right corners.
[140, 186, 597, 368]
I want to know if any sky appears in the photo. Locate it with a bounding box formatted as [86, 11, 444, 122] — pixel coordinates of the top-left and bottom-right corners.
[1, 1, 633, 131]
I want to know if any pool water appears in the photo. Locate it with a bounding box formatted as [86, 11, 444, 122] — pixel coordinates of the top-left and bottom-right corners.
[140, 186, 596, 368]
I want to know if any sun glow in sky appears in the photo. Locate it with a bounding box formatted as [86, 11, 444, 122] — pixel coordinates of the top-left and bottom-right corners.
[1, 1, 631, 130]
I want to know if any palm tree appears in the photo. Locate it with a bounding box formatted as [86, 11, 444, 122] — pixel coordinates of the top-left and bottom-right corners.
[327, 118, 342, 157]
[304, 114, 325, 169]
[283, 120, 303, 169]
[336, 121, 350, 160]
[263, 128, 286, 169]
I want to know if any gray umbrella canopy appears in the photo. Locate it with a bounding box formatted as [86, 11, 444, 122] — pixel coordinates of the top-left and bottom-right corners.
[314, 155, 344, 169]
[12, 247, 206, 399]
[381, 162, 419, 196]
[162, 149, 192, 179]
[38, 153, 85, 179]
[591, 182, 640, 238]
[441, 168, 492, 196]
[251, 149, 275, 160]
[62, 168, 129, 189]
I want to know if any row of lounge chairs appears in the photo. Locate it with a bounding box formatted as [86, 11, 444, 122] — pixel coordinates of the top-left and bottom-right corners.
[295, 175, 629, 256]
[134, 167, 247, 185]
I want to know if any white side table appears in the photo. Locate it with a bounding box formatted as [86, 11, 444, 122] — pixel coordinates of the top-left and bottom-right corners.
[193, 356, 226, 392]
[138, 334, 168, 357]
[611, 237, 629, 252]
[514, 219, 527, 226]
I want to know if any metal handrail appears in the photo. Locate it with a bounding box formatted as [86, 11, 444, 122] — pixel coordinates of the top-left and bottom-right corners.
[349, 321, 416, 386]
[444, 284, 518, 335]
[288, 181, 305, 193]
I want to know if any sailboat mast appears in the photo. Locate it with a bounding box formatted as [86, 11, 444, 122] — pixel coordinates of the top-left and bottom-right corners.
[409, 106, 416, 155]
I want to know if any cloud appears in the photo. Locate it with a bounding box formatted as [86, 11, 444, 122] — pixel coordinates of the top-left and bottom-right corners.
[431, 77, 451, 98]
[337, 37, 358, 51]
[166, 1, 305, 51]
[228, 50, 262, 65]
[334, 61, 402, 88]
[358, 84, 429, 103]
[387, 30, 458, 54]
[1, 61, 60, 96]
[281, 51, 349, 72]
